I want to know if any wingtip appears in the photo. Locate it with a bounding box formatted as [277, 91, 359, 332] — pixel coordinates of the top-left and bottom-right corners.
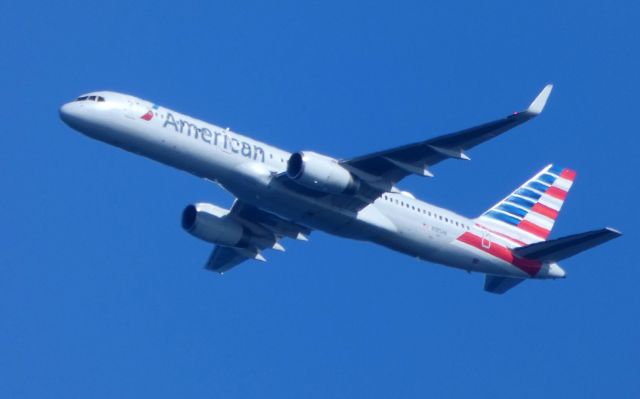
[527, 84, 553, 115]
[605, 227, 623, 237]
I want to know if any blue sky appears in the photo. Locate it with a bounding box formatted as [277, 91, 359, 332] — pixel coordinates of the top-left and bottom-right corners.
[1, 1, 638, 397]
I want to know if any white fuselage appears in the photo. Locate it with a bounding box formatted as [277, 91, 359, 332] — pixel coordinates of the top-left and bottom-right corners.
[60, 91, 564, 280]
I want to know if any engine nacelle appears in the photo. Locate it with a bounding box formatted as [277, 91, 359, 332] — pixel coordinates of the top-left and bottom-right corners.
[181, 203, 248, 246]
[286, 151, 359, 194]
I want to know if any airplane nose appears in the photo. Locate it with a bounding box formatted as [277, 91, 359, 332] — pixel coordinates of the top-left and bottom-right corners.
[59, 101, 87, 129]
[59, 102, 75, 124]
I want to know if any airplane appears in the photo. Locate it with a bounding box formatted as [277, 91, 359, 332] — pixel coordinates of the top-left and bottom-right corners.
[59, 85, 621, 294]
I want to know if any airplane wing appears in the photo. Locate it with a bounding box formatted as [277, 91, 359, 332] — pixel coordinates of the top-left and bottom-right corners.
[205, 200, 311, 273]
[342, 85, 553, 184]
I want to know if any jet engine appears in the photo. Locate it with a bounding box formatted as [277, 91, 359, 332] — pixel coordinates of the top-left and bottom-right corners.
[286, 151, 359, 194]
[181, 203, 248, 246]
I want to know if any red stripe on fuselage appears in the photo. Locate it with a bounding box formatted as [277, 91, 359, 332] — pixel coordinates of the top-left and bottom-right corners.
[518, 220, 550, 239]
[457, 232, 542, 276]
[531, 203, 558, 220]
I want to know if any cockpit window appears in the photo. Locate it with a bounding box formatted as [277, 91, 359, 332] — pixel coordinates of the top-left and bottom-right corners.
[75, 95, 105, 102]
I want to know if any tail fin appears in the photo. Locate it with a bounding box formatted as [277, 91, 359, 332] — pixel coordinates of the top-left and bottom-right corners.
[475, 164, 576, 246]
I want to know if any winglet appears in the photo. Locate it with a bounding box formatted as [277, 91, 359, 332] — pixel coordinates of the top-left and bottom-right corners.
[527, 84, 553, 115]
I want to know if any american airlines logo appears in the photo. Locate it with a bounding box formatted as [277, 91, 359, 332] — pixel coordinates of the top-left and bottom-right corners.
[162, 112, 266, 162]
[140, 104, 159, 121]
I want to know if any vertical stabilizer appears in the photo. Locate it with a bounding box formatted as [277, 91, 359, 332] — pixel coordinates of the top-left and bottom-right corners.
[475, 165, 576, 246]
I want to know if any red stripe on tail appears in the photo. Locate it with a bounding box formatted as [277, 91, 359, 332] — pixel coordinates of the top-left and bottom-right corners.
[518, 220, 550, 239]
[560, 169, 577, 181]
[531, 203, 559, 220]
[546, 186, 567, 200]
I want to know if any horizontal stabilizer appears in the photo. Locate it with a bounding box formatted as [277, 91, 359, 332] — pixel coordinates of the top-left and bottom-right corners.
[513, 227, 621, 262]
[484, 275, 525, 294]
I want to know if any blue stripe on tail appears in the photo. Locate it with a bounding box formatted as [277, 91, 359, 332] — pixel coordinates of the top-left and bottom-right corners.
[548, 165, 564, 176]
[506, 196, 535, 209]
[496, 203, 528, 218]
[485, 210, 520, 226]
[527, 181, 549, 192]
[516, 188, 541, 201]
[538, 173, 556, 185]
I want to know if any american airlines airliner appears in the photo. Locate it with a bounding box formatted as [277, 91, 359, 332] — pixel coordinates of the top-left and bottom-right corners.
[59, 85, 620, 293]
